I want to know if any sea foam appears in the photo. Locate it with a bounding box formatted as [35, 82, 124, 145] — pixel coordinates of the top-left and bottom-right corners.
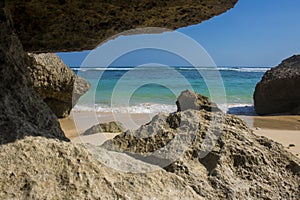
[73, 103, 177, 114]
[73, 103, 255, 115]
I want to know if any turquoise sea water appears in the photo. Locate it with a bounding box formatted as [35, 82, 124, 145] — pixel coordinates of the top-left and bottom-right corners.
[72, 66, 269, 115]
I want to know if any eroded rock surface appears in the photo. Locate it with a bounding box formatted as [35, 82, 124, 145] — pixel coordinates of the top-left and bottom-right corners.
[103, 109, 300, 199]
[0, 137, 201, 199]
[254, 55, 300, 115]
[27, 53, 90, 118]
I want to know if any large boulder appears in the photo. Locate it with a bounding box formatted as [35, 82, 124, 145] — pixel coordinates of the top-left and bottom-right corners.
[102, 109, 300, 199]
[176, 90, 221, 112]
[254, 55, 300, 115]
[27, 53, 90, 118]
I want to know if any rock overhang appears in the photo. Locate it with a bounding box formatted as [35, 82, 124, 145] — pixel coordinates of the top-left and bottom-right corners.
[6, 0, 238, 52]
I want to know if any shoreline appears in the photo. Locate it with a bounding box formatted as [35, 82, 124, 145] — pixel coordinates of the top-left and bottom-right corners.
[59, 111, 300, 157]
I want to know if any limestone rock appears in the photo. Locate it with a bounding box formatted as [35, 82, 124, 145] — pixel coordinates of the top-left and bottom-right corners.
[6, 0, 238, 52]
[254, 55, 300, 115]
[0, 9, 67, 144]
[0, 136, 201, 199]
[27, 53, 90, 118]
[83, 121, 125, 135]
[103, 110, 300, 199]
[176, 90, 221, 112]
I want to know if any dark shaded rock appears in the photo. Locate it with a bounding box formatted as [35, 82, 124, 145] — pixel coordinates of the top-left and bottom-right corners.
[176, 90, 221, 112]
[83, 121, 125, 135]
[292, 105, 300, 115]
[102, 109, 300, 199]
[0, 9, 67, 144]
[254, 55, 300, 115]
[27, 53, 90, 118]
[6, 0, 238, 52]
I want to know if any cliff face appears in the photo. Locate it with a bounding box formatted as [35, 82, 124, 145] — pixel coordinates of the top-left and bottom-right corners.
[6, 0, 238, 52]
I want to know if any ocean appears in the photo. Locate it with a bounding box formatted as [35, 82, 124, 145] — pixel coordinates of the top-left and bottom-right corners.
[72, 66, 269, 115]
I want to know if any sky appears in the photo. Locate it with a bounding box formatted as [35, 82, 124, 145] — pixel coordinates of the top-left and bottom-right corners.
[57, 0, 300, 67]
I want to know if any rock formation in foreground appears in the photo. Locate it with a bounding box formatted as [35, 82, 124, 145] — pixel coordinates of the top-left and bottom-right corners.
[1, 105, 298, 199]
[102, 113, 300, 199]
[254, 55, 300, 115]
[0, 137, 200, 199]
[27, 53, 90, 118]
[101, 93, 300, 199]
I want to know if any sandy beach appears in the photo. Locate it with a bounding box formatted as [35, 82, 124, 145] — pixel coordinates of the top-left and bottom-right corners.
[59, 111, 300, 158]
[239, 115, 300, 157]
[59, 111, 155, 145]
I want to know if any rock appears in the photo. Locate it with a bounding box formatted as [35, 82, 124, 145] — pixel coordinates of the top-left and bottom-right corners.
[0, 8, 67, 144]
[83, 121, 125, 135]
[176, 90, 221, 112]
[102, 109, 300, 199]
[1, 112, 299, 199]
[292, 105, 300, 115]
[6, 0, 238, 52]
[27, 53, 90, 118]
[254, 55, 300, 115]
[0, 136, 201, 199]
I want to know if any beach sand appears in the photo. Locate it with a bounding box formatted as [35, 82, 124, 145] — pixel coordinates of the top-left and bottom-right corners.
[238, 115, 300, 157]
[59, 111, 300, 157]
[59, 111, 154, 145]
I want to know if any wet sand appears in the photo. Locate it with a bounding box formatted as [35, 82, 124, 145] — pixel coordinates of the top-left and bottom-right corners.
[59, 111, 300, 157]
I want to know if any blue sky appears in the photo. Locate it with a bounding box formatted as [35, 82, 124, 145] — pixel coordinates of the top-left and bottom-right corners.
[57, 0, 300, 67]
